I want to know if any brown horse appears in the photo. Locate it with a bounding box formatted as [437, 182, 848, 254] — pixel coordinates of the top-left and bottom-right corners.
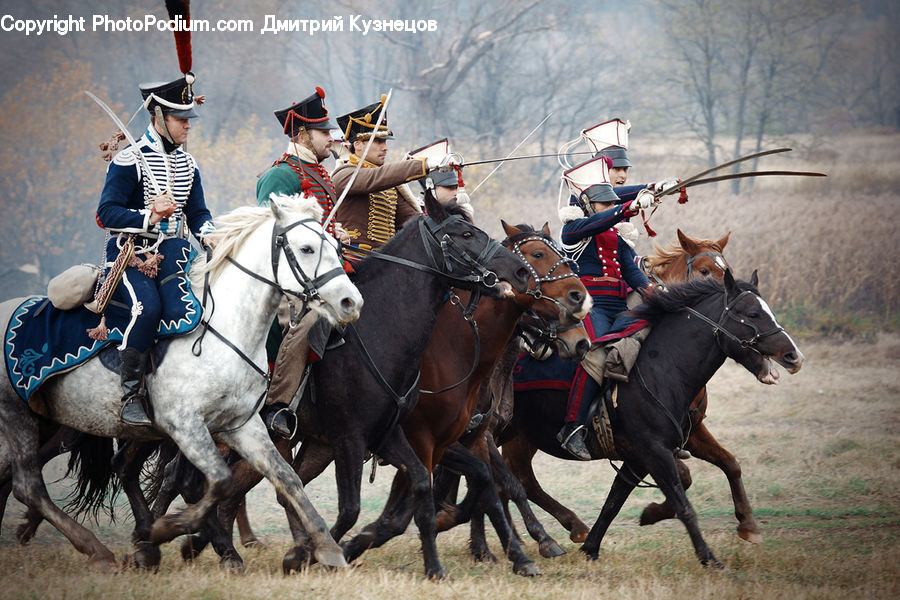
[165, 220, 590, 576]
[440, 229, 764, 560]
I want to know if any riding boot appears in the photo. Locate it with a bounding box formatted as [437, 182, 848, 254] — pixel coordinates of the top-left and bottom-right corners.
[557, 421, 591, 461]
[119, 348, 152, 427]
[262, 311, 316, 439]
[260, 402, 298, 439]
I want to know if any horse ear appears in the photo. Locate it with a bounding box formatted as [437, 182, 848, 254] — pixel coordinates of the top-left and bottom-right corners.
[541, 221, 551, 236]
[269, 195, 286, 222]
[723, 268, 738, 297]
[749, 269, 759, 288]
[677, 229, 700, 256]
[501, 220, 522, 238]
[716, 231, 731, 250]
[423, 187, 450, 222]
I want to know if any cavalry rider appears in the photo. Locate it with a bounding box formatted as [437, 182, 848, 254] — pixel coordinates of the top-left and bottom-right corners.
[407, 138, 474, 219]
[554, 156, 657, 459]
[95, 73, 215, 427]
[255, 87, 347, 437]
[332, 94, 458, 261]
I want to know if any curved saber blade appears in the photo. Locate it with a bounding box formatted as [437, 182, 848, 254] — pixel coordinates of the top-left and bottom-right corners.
[84, 90, 163, 196]
[323, 89, 393, 230]
[654, 147, 793, 198]
[470, 112, 553, 194]
[461, 150, 595, 167]
[680, 170, 827, 188]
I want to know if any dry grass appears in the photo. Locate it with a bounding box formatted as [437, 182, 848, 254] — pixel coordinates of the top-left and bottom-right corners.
[2, 336, 899, 598]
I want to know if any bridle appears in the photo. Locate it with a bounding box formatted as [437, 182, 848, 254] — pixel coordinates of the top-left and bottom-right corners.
[643, 250, 729, 289]
[505, 230, 580, 321]
[682, 288, 784, 355]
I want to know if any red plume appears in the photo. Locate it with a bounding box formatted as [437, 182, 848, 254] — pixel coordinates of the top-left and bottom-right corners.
[165, 0, 192, 74]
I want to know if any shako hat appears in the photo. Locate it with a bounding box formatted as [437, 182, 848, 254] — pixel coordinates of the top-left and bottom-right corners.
[140, 73, 198, 119]
[274, 86, 335, 137]
[337, 94, 394, 143]
[582, 118, 631, 167]
[408, 138, 461, 188]
[562, 155, 620, 206]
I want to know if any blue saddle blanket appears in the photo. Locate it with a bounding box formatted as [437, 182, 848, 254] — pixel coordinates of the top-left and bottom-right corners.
[4, 294, 201, 402]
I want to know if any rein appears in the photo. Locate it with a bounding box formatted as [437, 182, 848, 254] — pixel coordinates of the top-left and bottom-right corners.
[681, 289, 784, 354]
[190, 215, 343, 433]
[505, 231, 579, 318]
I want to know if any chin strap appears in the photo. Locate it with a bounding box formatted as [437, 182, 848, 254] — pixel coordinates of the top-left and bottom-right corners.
[153, 105, 175, 145]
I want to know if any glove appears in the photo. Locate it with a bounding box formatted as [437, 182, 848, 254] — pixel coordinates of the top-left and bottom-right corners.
[150, 191, 176, 218]
[652, 178, 680, 194]
[426, 153, 461, 172]
[632, 188, 658, 211]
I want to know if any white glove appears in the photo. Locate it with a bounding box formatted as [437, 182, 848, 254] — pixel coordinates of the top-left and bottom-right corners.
[426, 153, 461, 172]
[652, 178, 680, 194]
[633, 188, 658, 211]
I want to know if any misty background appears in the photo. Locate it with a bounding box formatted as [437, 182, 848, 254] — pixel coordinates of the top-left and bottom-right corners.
[0, 0, 898, 327]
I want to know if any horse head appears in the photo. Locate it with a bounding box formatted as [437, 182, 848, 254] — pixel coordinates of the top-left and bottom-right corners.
[717, 269, 804, 383]
[648, 229, 731, 285]
[501, 220, 590, 360]
[421, 190, 530, 298]
[268, 194, 363, 325]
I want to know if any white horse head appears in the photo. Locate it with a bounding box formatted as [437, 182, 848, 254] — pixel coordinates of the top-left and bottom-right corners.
[199, 193, 362, 325]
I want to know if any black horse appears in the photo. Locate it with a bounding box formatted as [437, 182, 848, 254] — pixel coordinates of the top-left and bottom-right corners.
[123, 191, 531, 577]
[504, 270, 803, 566]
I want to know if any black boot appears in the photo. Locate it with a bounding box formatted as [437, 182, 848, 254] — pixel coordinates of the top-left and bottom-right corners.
[260, 402, 297, 439]
[119, 348, 152, 427]
[557, 422, 591, 461]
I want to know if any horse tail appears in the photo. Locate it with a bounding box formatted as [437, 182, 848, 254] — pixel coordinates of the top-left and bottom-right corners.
[141, 439, 179, 508]
[61, 434, 121, 523]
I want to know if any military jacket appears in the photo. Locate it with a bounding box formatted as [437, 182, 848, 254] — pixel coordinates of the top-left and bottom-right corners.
[257, 153, 338, 235]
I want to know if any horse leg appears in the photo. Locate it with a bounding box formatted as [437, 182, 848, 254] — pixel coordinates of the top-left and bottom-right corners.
[580, 464, 646, 560]
[639, 457, 692, 526]
[440, 443, 539, 576]
[114, 441, 163, 570]
[502, 432, 590, 542]
[0, 403, 116, 570]
[281, 438, 335, 572]
[642, 446, 723, 567]
[485, 433, 564, 558]
[217, 417, 346, 569]
[341, 469, 414, 562]
[235, 499, 263, 548]
[686, 421, 761, 543]
[342, 429, 445, 579]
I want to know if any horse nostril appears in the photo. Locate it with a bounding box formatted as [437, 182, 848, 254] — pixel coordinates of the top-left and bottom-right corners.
[784, 352, 797, 365]
[341, 297, 355, 310]
[568, 290, 584, 306]
[517, 267, 529, 282]
[576, 339, 590, 357]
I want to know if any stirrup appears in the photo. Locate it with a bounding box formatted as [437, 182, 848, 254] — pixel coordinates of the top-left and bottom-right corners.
[558, 424, 591, 461]
[262, 404, 298, 439]
[119, 395, 152, 427]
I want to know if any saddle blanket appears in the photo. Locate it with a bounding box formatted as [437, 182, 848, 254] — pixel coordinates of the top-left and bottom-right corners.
[513, 318, 649, 393]
[4, 294, 201, 402]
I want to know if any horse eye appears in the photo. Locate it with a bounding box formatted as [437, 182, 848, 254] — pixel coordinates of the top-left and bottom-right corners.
[532, 251, 544, 259]
[746, 311, 760, 319]
[300, 246, 315, 254]
[462, 231, 473, 239]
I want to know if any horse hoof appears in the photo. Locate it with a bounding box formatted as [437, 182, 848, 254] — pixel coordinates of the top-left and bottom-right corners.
[133, 542, 162, 570]
[435, 511, 456, 532]
[578, 545, 599, 561]
[513, 561, 541, 577]
[738, 527, 762, 544]
[241, 537, 265, 549]
[15, 522, 38, 545]
[539, 539, 566, 558]
[426, 567, 447, 581]
[88, 551, 118, 573]
[283, 546, 313, 574]
[569, 525, 589, 543]
[639, 502, 670, 526]
[314, 545, 348, 569]
[470, 547, 497, 563]
[219, 555, 245, 574]
[150, 516, 184, 545]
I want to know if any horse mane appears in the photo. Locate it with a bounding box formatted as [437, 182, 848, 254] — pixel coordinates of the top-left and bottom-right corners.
[629, 277, 758, 324]
[501, 223, 539, 246]
[190, 194, 323, 286]
[645, 235, 726, 279]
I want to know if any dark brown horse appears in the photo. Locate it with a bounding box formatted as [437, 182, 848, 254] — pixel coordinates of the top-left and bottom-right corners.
[333, 223, 590, 576]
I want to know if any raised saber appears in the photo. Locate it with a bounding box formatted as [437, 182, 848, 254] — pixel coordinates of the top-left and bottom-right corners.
[470, 112, 553, 194]
[461, 150, 595, 167]
[84, 90, 164, 196]
[323, 89, 393, 230]
[654, 147, 793, 198]
[676, 170, 826, 188]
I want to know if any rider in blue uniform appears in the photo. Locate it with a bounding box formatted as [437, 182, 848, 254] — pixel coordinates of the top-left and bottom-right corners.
[555, 155, 658, 459]
[95, 73, 215, 426]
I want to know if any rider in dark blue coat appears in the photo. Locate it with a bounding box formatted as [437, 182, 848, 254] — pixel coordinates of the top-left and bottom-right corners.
[95, 73, 215, 426]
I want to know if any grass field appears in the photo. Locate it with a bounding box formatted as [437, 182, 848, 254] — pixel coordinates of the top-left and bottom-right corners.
[1, 334, 898, 599]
